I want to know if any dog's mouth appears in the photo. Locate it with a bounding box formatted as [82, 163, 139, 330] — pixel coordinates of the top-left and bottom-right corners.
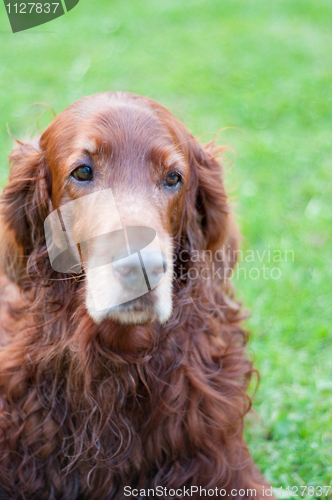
[93, 291, 159, 325]
[110, 294, 154, 313]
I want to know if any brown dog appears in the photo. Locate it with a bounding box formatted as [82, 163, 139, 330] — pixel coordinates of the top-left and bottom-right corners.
[0, 92, 272, 499]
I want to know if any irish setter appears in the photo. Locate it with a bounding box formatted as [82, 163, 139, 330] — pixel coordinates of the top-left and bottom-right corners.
[0, 93, 272, 499]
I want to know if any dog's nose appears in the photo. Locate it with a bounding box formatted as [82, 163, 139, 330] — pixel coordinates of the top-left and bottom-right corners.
[113, 251, 167, 290]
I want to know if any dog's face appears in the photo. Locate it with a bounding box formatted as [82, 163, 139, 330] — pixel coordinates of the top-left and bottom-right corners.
[0, 92, 234, 326]
[42, 93, 193, 324]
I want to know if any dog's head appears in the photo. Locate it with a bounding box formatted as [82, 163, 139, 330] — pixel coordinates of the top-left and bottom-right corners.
[0, 92, 238, 325]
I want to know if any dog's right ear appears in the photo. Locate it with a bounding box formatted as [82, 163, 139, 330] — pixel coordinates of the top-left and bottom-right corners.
[0, 139, 51, 285]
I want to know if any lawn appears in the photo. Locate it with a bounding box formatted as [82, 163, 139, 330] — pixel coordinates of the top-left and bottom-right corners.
[0, 0, 331, 493]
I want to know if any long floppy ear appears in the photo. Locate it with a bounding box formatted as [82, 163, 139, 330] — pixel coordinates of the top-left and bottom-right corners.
[0, 139, 51, 285]
[185, 138, 240, 269]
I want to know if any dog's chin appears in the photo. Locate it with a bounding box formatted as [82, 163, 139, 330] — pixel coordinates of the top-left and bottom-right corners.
[87, 296, 172, 325]
[86, 269, 174, 325]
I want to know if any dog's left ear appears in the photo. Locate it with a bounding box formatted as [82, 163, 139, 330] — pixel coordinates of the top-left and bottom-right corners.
[185, 138, 239, 267]
[0, 139, 51, 284]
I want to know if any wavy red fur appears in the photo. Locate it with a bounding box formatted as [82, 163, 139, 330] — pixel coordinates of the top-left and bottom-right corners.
[0, 92, 272, 500]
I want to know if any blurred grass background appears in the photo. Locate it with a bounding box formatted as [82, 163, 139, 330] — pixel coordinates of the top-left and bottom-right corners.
[0, 0, 331, 491]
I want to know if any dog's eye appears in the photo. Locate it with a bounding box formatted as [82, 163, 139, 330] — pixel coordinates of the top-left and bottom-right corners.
[71, 166, 93, 182]
[165, 172, 181, 188]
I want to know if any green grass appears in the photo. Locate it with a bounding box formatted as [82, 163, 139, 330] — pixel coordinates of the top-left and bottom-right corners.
[1, 0, 331, 491]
